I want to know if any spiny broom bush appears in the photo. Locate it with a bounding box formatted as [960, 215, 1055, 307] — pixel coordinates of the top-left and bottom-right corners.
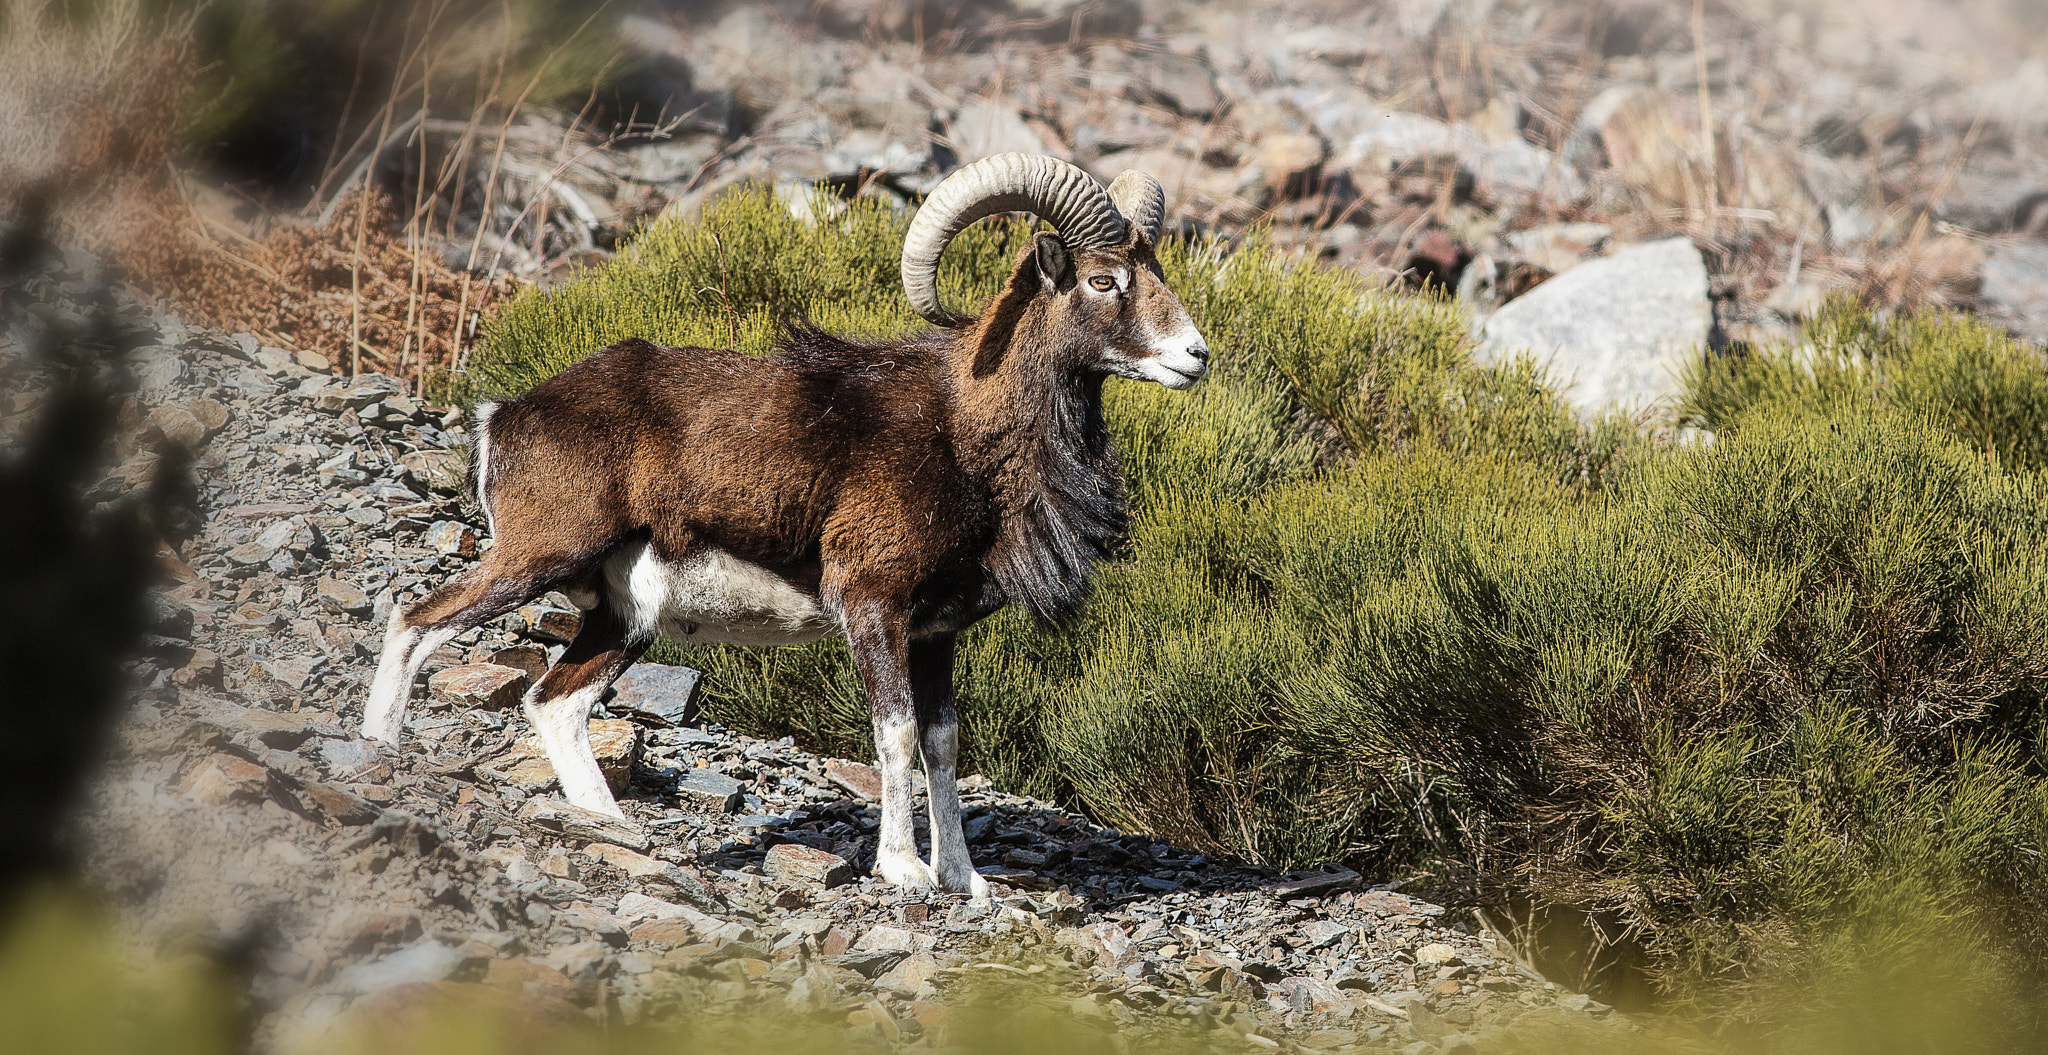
[1287, 407, 2048, 1011]
[469, 184, 2048, 1018]
[1681, 295, 2048, 472]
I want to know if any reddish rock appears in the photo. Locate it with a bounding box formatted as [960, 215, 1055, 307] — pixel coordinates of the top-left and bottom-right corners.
[480, 645, 549, 681]
[146, 402, 228, 448]
[764, 843, 855, 888]
[587, 718, 641, 794]
[516, 605, 581, 643]
[424, 520, 479, 558]
[182, 753, 269, 805]
[428, 663, 529, 710]
[172, 647, 221, 688]
[874, 951, 942, 997]
[585, 841, 667, 878]
[317, 577, 372, 617]
[847, 999, 902, 1041]
[628, 919, 698, 945]
[825, 761, 881, 802]
[302, 782, 381, 825]
[485, 958, 581, 1011]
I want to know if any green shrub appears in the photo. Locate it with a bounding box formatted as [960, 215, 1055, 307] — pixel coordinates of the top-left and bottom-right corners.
[1681, 296, 2048, 472]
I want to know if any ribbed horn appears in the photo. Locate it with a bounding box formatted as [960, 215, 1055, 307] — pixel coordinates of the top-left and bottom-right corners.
[901, 153, 1129, 326]
[1106, 171, 1165, 243]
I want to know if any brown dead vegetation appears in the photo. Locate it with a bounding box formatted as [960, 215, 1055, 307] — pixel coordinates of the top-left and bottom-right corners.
[126, 189, 515, 384]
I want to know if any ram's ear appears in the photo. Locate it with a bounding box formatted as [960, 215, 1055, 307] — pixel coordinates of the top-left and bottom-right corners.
[1033, 232, 1075, 293]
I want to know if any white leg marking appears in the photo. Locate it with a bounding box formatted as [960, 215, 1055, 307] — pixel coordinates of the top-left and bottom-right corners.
[921, 711, 990, 902]
[874, 711, 937, 891]
[526, 681, 622, 818]
[362, 606, 460, 743]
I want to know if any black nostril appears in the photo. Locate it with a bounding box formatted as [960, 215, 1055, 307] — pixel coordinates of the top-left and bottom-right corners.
[1189, 345, 1210, 363]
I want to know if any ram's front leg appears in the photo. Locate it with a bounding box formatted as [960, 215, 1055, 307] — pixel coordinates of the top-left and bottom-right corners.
[911, 635, 991, 902]
[845, 599, 939, 892]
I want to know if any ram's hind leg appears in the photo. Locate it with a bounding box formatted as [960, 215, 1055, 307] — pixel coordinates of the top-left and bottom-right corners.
[845, 601, 939, 892]
[523, 603, 652, 818]
[362, 557, 550, 743]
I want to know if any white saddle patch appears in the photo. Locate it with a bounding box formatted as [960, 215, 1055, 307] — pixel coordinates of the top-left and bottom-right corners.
[605, 540, 836, 646]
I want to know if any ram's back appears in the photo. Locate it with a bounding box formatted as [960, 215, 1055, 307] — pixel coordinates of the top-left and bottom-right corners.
[476, 336, 957, 572]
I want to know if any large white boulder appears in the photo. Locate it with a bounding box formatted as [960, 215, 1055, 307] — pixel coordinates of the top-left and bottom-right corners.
[1472, 237, 1711, 419]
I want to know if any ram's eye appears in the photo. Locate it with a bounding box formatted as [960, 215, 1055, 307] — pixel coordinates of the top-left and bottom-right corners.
[1088, 275, 1117, 292]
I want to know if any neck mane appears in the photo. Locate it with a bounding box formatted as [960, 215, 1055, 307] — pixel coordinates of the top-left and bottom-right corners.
[951, 343, 1126, 625]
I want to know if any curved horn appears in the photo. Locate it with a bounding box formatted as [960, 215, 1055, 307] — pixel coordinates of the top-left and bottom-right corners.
[901, 153, 1128, 326]
[1107, 170, 1165, 244]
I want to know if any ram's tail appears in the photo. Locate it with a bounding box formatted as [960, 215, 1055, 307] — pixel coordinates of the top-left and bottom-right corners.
[468, 401, 500, 535]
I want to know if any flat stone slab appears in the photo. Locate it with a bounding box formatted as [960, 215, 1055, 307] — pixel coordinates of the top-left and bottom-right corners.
[182, 753, 270, 806]
[763, 843, 855, 888]
[516, 605, 581, 643]
[316, 576, 372, 617]
[608, 663, 702, 725]
[825, 761, 881, 802]
[676, 768, 744, 813]
[299, 782, 382, 826]
[480, 718, 639, 794]
[515, 796, 649, 851]
[1265, 866, 1362, 898]
[483, 645, 549, 682]
[427, 663, 529, 710]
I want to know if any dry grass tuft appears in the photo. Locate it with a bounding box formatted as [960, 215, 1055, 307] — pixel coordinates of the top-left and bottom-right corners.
[126, 188, 515, 382]
[0, 0, 188, 254]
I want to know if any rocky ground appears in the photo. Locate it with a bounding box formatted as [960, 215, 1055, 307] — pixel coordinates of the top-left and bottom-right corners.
[4, 252, 1632, 1051]
[335, 0, 2046, 407]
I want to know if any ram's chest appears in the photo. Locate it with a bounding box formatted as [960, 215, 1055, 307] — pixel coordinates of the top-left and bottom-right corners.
[603, 542, 836, 646]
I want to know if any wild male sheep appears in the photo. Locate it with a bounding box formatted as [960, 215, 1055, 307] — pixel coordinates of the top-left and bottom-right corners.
[361, 153, 1209, 899]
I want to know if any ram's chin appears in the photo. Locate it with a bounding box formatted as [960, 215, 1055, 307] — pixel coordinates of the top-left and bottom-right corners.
[1111, 357, 1205, 390]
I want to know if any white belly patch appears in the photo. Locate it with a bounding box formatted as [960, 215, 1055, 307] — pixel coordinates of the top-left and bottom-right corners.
[604, 541, 836, 646]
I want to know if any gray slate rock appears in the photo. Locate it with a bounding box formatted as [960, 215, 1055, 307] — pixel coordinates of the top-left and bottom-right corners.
[1983, 243, 2048, 342]
[947, 101, 1046, 164]
[320, 739, 382, 776]
[677, 768, 744, 813]
[516, 796, 651, 851]
[336, 941, 468, 993]
[609, 663, 702, 725]
[1473, 237, 1711, 418]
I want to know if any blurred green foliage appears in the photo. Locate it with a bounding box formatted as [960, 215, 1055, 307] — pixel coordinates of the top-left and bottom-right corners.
[2, 886, 2033, 1054]
[0, 888, 232, 1054]
[468, 187, 2048, 1020]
